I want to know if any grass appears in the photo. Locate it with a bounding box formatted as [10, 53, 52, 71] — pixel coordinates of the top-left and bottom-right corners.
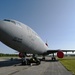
[59, 57, 75, 75]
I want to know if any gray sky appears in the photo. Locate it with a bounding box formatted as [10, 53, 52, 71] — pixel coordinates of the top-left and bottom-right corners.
[0, 0, 75, 54]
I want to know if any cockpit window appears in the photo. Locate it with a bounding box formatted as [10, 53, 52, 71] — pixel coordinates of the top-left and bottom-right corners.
[3, 19, 22, 28]
[3, 19, 16, 24]
[4, 19, 10, 21]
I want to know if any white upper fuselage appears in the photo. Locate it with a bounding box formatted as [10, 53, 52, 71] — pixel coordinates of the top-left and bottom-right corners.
[0, 19, 48, 54]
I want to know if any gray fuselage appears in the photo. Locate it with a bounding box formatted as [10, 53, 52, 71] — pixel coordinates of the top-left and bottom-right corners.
[0, 19, 48, 54]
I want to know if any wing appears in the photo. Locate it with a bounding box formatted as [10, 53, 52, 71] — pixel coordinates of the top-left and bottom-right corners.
[46, 49, 75, 58]
[47, 49, 75, 54]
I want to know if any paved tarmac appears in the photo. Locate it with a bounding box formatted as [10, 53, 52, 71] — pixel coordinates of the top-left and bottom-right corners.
[0, 57, 73, 75]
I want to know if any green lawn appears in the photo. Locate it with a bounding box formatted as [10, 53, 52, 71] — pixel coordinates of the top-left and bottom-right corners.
[59, 57, 75, 75]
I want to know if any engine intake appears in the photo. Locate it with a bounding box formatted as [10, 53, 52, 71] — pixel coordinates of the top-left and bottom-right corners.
[57, 51, 64, 58]
[19, 52, 24, 58]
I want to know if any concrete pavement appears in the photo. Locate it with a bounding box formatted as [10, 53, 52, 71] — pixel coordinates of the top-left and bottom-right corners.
[0, 57, 73, 75]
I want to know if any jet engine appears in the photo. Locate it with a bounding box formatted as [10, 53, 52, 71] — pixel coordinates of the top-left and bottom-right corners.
[57, 51, 64, 58]
[19, 52, 24, 58]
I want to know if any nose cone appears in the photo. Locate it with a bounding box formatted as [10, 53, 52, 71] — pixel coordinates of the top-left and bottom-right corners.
[0, 20, 5, 40]
[0, 20, 5, 30]
[0, 20, 4, 31]
[0, 20, 11, 42]
[0, 20, 9, 31]
[0, 21, 6, 36]
[0, 20, 9, 37]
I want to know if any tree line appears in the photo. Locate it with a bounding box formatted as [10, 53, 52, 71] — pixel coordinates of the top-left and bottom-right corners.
[0, 53, 18, 57]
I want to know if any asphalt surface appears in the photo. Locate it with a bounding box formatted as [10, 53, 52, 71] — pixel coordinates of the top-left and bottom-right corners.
[0, 57, 73, 75]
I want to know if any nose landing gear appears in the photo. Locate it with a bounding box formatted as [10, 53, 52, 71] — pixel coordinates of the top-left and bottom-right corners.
[51, 53, 56, 61]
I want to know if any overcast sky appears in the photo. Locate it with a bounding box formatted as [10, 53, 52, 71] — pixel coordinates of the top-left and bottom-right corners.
[0, 0, 75, 54]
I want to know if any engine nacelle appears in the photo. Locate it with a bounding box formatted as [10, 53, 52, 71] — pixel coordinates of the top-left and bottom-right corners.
[57, 51, 64, 58]
[19, 52, 24, 58]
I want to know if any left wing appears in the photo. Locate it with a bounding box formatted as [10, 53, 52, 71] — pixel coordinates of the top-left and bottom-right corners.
[46, 49, 75, 58]
[47, 49, 75, 54]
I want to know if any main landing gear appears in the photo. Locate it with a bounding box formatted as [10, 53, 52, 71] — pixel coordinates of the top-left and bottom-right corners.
[21, 53, 27, 65]
[51, 53, 56, 61]
[21, 54, 41, 65]
[29, 54, 41, 65]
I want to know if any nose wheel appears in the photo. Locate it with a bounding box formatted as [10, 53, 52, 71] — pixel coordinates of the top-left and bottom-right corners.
[21, 53, 28, 65]
[42, 55, 45, 61]
[51, 53, 56, 61]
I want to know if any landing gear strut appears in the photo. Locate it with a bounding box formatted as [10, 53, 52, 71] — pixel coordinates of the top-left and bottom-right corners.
[30, 54, 41, 65]
[51, 53, 56, 61]
[42, 55, 45, 61]
[21, 53, 27, 65]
